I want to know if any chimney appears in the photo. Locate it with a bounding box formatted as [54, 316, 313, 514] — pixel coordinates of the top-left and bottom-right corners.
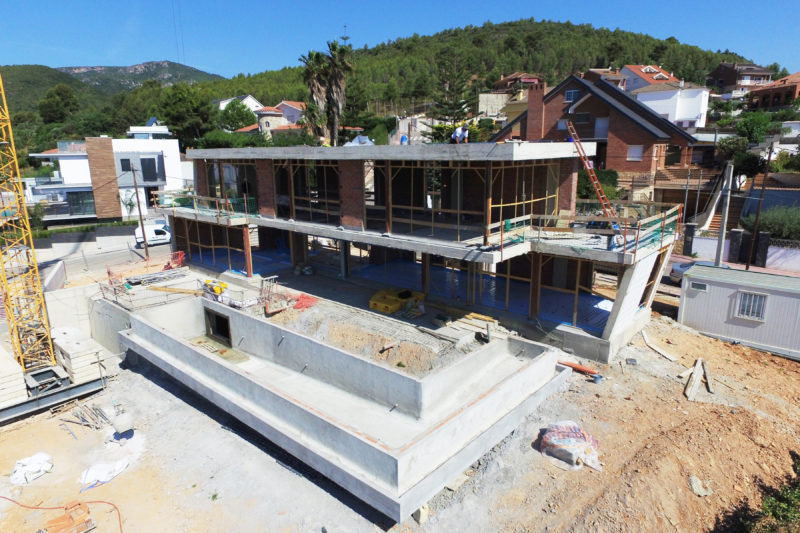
[526, 82, 548, 141]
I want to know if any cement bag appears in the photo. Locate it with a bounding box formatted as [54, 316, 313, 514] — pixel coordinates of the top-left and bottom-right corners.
[540, 421, 602, 471]
[9, 452, 53, 485]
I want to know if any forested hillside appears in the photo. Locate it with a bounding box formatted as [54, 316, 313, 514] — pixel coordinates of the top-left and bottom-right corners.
[58, 61, 222, 94]
[4, 17, 787, 161]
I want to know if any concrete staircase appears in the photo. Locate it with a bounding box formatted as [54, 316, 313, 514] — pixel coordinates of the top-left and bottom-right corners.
[707, 195, 746, 232]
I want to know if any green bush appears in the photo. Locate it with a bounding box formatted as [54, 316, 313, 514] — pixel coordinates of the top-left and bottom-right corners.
[741, 205, 800, 240]
[577, 169, 621, 200]
[771, 151, 800, 173]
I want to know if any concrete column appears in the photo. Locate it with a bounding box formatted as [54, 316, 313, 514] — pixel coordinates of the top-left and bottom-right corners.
[528, 252, 541, 319]
[339, 241, 350, 278]
[338, 160, 365, 230]
[728, 228, 744, 263]
[683, 222, 697, 256]
[484, 162, 492, 245]
[602, 251, 660, 349]
[755, 231, 770, 268]
[243, 227, 253, 277]
[421, 253, 431, 296]
[195, 160, 209, 197]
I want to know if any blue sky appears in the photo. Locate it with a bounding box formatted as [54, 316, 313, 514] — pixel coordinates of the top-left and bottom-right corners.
[2, 0, 798, 78]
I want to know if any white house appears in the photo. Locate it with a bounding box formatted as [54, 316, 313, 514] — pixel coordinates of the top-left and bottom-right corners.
[275, 100, 306, 124]
[212, 95, 264, 113]
[631, 81, 710, 128]
[28, 124, 185, 222]
[678, 265, 800, 361]
[621, 65, 679, 92]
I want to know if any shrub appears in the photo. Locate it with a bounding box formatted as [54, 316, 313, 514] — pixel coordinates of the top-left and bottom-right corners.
[577, 169, 621, 200]
[740, 205, 800, 240]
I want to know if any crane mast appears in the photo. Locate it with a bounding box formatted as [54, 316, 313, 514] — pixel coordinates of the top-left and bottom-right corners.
[0, 71, 56, 372]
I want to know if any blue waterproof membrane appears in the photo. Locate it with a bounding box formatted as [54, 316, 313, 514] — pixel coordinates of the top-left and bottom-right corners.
[355, 259, 612, 334]
[189, 250, 612, 334]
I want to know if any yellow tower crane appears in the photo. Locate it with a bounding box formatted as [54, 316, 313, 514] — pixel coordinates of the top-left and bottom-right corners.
[0, 71, 56, 372]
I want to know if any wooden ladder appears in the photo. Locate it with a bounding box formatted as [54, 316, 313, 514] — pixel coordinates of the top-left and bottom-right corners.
[565, 120, 616, 217]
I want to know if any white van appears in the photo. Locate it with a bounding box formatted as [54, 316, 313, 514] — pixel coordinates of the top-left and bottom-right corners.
[134, 223, 171, 248]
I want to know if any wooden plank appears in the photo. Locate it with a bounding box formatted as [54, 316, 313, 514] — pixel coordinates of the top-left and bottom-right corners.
[702, 359, 715, 394]
[642, 331, 678, 362]
[677, 367, 694, 379]
[684, 358, 704, 401]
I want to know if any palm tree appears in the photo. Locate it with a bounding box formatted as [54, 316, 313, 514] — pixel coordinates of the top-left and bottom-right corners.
[325, 40, 353, 147]
[299, 50, 328, 139]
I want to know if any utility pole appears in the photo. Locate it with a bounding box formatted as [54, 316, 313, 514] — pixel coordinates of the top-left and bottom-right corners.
[131, 166, 149, 261]
[745, 143, 774, 270]
[714, 162, 733, 267]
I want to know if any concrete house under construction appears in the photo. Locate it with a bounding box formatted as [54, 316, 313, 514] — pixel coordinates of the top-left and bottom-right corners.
[113, 141, 684, 520]
[158, 142, 680, 362]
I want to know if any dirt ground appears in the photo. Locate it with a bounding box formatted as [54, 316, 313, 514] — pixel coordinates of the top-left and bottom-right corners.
[1, 285, 799, 531]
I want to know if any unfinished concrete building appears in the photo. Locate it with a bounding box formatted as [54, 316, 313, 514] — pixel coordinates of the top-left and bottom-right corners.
[161, 143, 679, 360]
[118, 142, 681, 520]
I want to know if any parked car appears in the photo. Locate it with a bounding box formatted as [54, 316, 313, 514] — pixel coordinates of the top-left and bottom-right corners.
[134, 222, 171, 248]
[669, 260, 730, 284]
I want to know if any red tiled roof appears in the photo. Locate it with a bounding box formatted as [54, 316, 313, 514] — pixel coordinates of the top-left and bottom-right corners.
[624, 65, 679, 84]
[277, 100, 306, 110]
[271, 124, 303, 131]
[42, 148, 59, 154]
[343, 126, 364, 131]
[761, 71, 800, 88]
[235, 124, 259, 132]
[255, 106, 282, 114]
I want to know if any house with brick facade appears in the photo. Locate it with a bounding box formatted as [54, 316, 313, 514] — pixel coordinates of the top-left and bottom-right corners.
[707, 62, 773, 99]
[494, 76, 697, 191]
[747, 72, 800, 110]
[152, 142, 681, 363]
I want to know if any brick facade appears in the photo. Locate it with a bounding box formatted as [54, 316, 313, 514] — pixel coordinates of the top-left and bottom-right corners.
[86, 137, 122, 219]
[255, 159, 276, 217]
[557, 158, 577, 214]
[338, 160, 364, 230]
[194, 160, 208, 196]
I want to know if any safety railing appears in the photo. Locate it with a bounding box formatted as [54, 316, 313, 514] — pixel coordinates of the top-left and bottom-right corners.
[150, 190, 256, 225]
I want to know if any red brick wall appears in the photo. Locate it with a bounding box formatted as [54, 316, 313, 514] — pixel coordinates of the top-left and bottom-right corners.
[86, 137, 122, 219]
[255, 159, 276, 217]
[525, 83, 548, 140]
[194, 160, 208, 196]
[557, 158, 577, 214]
[338, 160, 364, 229]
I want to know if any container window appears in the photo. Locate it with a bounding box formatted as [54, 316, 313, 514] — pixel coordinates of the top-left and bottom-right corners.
[735, 291, 766, 321]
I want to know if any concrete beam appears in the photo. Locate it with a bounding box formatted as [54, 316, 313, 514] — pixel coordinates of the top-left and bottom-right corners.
[187, 142, 595, 163]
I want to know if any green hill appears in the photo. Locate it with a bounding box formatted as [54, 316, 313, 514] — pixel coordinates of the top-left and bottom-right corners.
[193, 18, 754, 108]
[58, 60, 222, 94]
[0, 64, 109, 114]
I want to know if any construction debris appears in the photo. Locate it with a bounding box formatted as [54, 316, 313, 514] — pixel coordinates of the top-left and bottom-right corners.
[558, 360, 599, 376]
[124, 267, 188, 286]
[641, 331, 677, 362]
[540, 421, 602, 471]
[702, 359, 714, 394]
[9, 452, 53, 485]
[684, 359, 705, 402]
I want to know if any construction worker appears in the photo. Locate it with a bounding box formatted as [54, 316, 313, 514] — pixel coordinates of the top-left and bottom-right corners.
[450, 124, 469, 144]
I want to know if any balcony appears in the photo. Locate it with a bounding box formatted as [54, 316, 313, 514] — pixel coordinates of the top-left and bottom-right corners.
[151, 191, 255, 226]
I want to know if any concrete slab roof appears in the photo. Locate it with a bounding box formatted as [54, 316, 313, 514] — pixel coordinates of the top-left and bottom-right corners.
[186, 141, 595, 162]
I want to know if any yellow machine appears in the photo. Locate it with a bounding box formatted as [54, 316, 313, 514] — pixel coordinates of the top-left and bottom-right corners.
[369, 288, 424, 315]
[0, 71, 55, 372]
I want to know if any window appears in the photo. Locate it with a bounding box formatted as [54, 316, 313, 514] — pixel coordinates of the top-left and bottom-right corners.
[573, 113, 591, 124]
[626, 145, 644, 161]
[140, 158, 157, 182]
[66, 191, 96, 216]
[205, 310, 232, 345]
[564, 89, 580, 103]
[120, 158, 131, 172]
[557, 119, 567, 130]
[689, 282, 707, 291]
[736, 292, 766, 321]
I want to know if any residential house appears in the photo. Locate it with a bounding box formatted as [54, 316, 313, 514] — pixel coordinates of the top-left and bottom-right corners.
[747, 72, 800, 110]
[621, 65, 679, 92]
[275, 100, 306, 124]
[27, 124, 186, 222]
[707, 62, 773, 99]
[212, 94, 265, 113]
[254, 106, 286, 133]
[631, 80, 710, 128]
[583, 68, 627, 90]
[480, 72, 543, 118]
[493, 76, 697, 194]
[679, 265, 800, 361]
